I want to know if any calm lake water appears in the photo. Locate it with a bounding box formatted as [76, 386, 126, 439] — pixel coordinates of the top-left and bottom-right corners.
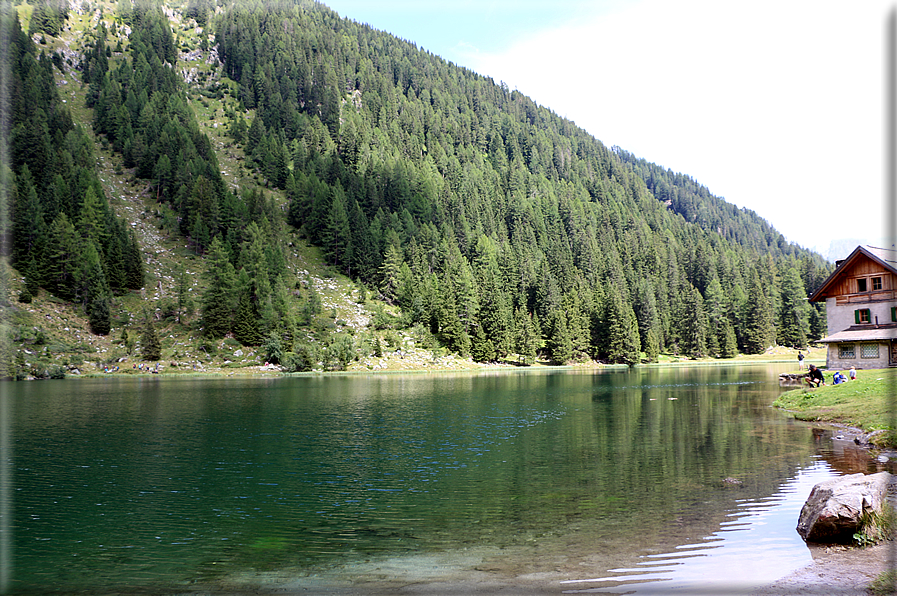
[2, 364, 882, 594]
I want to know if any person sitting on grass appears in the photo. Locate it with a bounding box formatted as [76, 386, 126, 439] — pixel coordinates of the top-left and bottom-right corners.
[832, 371, 846, 384]
[805, 364, 825, 387]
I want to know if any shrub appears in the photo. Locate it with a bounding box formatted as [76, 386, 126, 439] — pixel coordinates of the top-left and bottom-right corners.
[263, 333, 284, 364]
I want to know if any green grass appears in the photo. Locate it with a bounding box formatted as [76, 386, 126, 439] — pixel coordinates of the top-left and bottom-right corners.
[870, 568, 897, 595]
[773, 369, 897, 447]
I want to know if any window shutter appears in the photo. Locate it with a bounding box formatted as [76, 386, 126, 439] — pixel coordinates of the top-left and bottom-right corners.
[892, 307, 897, 322]
[856, 309, 861, 324]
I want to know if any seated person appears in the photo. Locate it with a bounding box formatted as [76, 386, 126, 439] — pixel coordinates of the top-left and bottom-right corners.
[832, 371, 846, 384]
[805, 364, 825, 387]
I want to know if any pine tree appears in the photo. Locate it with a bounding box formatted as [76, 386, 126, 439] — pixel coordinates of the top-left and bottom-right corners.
[141, 310, 161, 361]
[605, 292, 640, 366]
[233, 289, 263, 346]
[678, 283, 708, 359]
[720, 320, 738, 358]
[742, 269, 776, 354]
[437, 290, 470, 356]
[323, 183, 352, 273]
[514, 307, 538, 365]
[379, 243, 403, 303]
[470, 324, 496, 362]
[777, 265, 809, 349]
[547, 308, 573, 364]
[644, 327, 660, 363]
[77, 241, 112, 335]
[201, 236, 236, 338]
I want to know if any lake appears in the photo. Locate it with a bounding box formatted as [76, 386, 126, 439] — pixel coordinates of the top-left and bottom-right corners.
[2, 364, 880, 594]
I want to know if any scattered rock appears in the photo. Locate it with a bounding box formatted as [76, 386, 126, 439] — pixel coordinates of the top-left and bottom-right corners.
[796, 472, 893, 543]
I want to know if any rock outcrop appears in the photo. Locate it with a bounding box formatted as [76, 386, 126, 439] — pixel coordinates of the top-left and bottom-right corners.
[796, 472, 893, 543]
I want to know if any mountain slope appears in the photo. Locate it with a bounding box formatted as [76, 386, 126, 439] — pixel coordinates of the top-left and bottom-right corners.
[3, 0, 832, 379]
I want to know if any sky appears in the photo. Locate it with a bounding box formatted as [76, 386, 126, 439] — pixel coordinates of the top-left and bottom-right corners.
[323, 0, 894, 261]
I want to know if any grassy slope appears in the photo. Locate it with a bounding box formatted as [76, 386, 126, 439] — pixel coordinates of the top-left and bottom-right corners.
[773, 368, 897, 448]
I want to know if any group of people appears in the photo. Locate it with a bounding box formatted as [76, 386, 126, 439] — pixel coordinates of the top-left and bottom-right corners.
[804, 363, 856, 387]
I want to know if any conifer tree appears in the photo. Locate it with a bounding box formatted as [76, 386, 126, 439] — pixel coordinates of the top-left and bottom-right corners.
[379, 243, 403, 303]
[633, 279, 661, 356]
[742, 269, 776, 354]
[605, 292, 640, 366]
[547, 308, 573, 364]
[141, 310, 161, 361]
[323, 184, 352, 273]
[720, 320, 738, 358]
[77, 241, 112, 335]
[514, 307, 539, 365]
[464, 323, 490, 363]
[643, 327, 660, 363]
[201, 236, 236, 338]
[777, 265, 809, 349]
[679, 283, 708, 359]
[233, 289, 263, 346]
[437, 290, 470, 356]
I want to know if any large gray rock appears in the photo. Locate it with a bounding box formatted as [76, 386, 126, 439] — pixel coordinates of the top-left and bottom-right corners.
[796, 472, 892, 543]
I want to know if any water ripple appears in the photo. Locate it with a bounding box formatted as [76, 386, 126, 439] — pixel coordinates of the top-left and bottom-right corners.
[560, 461, 839, 594]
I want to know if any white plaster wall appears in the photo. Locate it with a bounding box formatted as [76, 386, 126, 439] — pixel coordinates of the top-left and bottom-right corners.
[825, 297, 894, 335]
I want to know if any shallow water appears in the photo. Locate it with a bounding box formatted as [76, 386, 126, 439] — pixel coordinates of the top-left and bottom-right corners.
[3, 364, 881, 594]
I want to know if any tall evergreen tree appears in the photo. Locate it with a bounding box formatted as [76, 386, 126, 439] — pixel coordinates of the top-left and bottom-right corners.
[742, 269, 776, 354]
[141, 309, 161, 361]
[678, 283, 708, 359]
[604, 292, 640, 366]
[777, 265, 810, 349]
[201, 237, 236, 338]
[547, 308, 573, 364]
[514, 307, 539, 365]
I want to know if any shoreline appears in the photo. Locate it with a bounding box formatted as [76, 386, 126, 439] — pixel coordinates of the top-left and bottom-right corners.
[51, 355, 826, 380]
[751, 541, 896, 596]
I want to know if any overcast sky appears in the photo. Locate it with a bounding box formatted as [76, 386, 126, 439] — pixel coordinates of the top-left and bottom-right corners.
[323, 0, 893, 260]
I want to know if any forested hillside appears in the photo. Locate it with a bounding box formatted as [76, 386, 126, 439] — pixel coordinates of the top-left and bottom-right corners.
[2, 0, 832, 378]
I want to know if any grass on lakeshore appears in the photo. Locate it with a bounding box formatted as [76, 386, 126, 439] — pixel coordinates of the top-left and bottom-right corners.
[773, 369, 897, 447]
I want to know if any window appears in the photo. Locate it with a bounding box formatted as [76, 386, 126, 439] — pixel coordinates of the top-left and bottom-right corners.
[861, 344, 880, 359]
[872, 277, 882, 291]
[857, 278, 867, 292]
[839, 344, 855, 359]
[855, 309, 871, 324]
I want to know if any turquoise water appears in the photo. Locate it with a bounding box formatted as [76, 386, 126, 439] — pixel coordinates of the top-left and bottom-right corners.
[3, 365, 875, 594]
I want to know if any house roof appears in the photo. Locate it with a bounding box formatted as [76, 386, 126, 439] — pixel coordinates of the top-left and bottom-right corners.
[817, 326, 897, 343]
[809, 245, 897, 302]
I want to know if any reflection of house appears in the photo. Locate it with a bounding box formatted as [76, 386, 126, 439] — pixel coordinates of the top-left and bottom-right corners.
[809, 246, 897, 369]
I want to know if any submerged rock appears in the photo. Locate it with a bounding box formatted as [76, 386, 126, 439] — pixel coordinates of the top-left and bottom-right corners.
[796, 471, 892, 543]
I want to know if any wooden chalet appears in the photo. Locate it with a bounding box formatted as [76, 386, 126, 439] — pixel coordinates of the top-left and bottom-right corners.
[809, 245, 897, 369]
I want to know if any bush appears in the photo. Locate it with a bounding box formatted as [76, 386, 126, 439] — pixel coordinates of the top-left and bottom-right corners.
[282, 342, 319, 372]
[329, 334, 356, 371]
[196, 340, 218, 356]
[263, 333, 284, 364]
